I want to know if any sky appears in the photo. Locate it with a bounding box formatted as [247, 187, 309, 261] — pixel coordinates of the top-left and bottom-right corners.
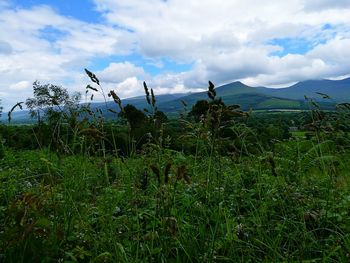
[1, 0, 350, 111]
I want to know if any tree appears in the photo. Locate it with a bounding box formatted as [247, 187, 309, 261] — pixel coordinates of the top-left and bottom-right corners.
[26, 81, 70, 123]
[118, 104, 147, 129]
[25, 81, 81, 123]
[25, 81, 81, 151]
[188, 100, 209, 122]
[154, 110, 168, 124]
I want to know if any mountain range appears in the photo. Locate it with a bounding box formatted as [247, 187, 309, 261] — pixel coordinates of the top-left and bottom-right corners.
[118, 77, 349, 113]
[2, 77, 350, 123]
[164, 78, 350, 111]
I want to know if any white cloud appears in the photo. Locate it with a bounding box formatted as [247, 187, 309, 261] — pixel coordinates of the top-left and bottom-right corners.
[9, 81, 31, 91]
[0, 41, 12, 54]
[303, 0, 350, 12]
[97, 62, 147, 83]
[0, 4, 134, 110]
[115, 77, 143, 98]
[308, 37, 350, 65]
[92, 0, 350, 87]
[1, 0, 350, 110]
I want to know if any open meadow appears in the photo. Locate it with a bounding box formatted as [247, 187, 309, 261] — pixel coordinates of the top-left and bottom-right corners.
[1, 76, 350, 262]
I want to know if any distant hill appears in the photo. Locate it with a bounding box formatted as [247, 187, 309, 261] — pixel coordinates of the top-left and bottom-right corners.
[2, 77, 349, 123]
[257, 78, 350, 102]
[0, 110, 35, 124]
[157, 79, 341, 112]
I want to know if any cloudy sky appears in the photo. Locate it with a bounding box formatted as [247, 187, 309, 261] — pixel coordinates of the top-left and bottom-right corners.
[1, 0, 350, 111]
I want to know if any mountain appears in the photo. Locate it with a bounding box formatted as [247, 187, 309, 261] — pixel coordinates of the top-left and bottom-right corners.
[181, 78, 349, 111]
[157, 81, 311, 112]
[88, 93, 189, 119]
[257, 78, 350, 102]
[141, 78, 350, 111]
[2, 77, 349, 123]
[0, 110, 35, 124]
[123, 93, 188, 107]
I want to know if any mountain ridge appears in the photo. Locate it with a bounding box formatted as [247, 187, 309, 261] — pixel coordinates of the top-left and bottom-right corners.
[256, 77, 350, 101]
[2, 77, 349, 123]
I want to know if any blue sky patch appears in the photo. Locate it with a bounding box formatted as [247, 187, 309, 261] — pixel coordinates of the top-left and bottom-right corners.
[38, 25, 67, 43]
[145, 59, 193, 76]
[11, 0, 102, 23]
[268, 38, 317, 57]
[322, 23, 333, 30]
[89, 55, 193, 76]
[268, 23, 338, 57]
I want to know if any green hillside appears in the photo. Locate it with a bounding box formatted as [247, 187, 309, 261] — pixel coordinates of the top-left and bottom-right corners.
[257, 98, 301, 109]
[4, 78, 347, 123]
[257, 78, 350, 101]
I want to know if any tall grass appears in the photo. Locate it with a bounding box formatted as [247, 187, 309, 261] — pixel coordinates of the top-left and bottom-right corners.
[1, 75, 350, 262]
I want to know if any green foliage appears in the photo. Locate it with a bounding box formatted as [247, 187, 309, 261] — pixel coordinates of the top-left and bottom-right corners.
[257, 97, 301, 108]
[118, 104, 147, 129]
[188, 99, 209, 121]
[154, 110, 168, 124]
[1, 73, 350, 262]
[0, 136, 5, 159]
[1, 144, 350, 262]
[26, 81, 69, 121]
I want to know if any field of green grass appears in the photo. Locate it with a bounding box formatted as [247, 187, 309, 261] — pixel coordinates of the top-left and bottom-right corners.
[1, 136, 350, 262]
[1, 77, 350, 262]
[257, 98, 301, 109]
[291, 131, 307, 138]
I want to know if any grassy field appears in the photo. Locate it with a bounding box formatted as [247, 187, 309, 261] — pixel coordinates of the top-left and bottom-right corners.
[257, 98, 301, 109]
[1, 137, 350, 262]
[1, 77, 350, 262]
[291, 131, 307, 138]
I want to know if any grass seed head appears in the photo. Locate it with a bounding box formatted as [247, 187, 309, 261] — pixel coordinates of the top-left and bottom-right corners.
[150, 165, 161, 185]
[84, 68, 100, 85]
[164, 162, 172, 184]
